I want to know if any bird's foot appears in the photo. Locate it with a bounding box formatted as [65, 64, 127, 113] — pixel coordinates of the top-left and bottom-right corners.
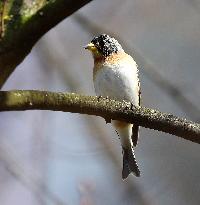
[105, 117, 111, 124]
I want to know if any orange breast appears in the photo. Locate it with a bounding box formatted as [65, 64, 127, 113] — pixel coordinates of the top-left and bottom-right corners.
[93, 52, 128, 80]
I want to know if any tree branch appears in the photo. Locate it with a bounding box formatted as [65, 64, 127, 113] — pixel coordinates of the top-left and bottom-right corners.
[0, 90, 199, 144]
[0, 0, 92, 88]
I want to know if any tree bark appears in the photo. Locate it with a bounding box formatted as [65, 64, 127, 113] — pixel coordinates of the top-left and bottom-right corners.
[0, 0, 92, 88]
[0, 90, 199, 144]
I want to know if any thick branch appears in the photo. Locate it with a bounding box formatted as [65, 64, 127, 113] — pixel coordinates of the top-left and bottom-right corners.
[0, 0, 92, 88]
[0, 90, 199, 144]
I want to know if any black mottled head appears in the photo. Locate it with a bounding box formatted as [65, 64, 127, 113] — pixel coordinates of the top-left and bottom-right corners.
[86, 34, 123, 58]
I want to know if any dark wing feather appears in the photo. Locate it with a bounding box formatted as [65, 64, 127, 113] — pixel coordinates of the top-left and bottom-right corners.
[131, 80, 141, 147]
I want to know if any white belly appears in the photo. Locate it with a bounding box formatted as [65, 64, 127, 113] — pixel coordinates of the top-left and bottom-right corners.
[94, 64, 139, 105]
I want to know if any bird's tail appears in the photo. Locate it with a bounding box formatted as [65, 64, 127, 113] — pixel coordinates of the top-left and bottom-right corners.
[122, 146, 140, 179]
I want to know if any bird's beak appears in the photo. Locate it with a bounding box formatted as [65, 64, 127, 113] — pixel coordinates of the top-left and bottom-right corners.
[84, 42, 96, 51]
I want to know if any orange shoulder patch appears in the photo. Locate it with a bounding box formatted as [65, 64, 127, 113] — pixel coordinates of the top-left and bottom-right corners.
[104, 52, 127, 64]
[93, 52, 137, 80]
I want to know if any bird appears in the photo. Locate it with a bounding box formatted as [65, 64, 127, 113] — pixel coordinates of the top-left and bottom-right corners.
[85, 34, 141, 179]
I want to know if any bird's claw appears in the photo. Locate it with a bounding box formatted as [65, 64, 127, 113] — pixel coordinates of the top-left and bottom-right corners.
[131, 102, 135, 110]
[105, 117, 111, 124]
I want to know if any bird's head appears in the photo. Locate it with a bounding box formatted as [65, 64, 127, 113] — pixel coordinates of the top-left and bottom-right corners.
[84, 34, 124, 59]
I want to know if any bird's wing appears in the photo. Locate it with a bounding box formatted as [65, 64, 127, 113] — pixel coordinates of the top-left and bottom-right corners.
[138, 80, 141, 106]
[131, 80, 141, 147]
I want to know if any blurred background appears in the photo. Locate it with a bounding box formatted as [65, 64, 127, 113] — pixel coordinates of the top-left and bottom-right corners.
[1, 0, 200, 204]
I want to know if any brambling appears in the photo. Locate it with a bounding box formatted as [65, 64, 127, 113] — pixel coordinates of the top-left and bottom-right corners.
[85, 34, 141, 179]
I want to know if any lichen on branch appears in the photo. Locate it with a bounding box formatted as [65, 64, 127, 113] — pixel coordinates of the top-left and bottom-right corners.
[0, 90, 199, 144]
[0, 0, 93, 88]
